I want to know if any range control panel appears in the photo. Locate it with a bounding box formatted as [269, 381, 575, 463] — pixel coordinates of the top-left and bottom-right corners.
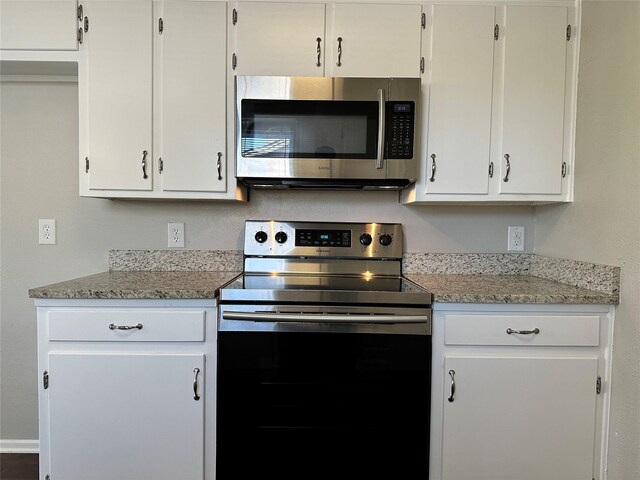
[244, 221, 403, 258]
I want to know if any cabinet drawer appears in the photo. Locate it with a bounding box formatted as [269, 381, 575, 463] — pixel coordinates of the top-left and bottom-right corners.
[48, 309, 206, 342]
[444, 314, 600, 347]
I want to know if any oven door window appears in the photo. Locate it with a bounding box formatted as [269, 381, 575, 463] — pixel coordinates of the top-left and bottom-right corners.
[217, 330, 431, 480]
[240, 99, 379, 159]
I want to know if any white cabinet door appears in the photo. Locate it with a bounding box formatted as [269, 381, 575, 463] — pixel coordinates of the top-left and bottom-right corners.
[82, 0, 153, 191]
[48, 353, 205, 480]
[233, 2, 325, 77]
[156, 1, 227, 192]
[0, 0, 78, 50]
[441, 355, 598, 480]
[329, 3, 421, 78]
[498, 6, 568, 195]
[424, 5, 495, 195]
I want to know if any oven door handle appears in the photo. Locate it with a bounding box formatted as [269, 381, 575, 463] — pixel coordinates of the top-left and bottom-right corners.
[222, 311, 427, 324]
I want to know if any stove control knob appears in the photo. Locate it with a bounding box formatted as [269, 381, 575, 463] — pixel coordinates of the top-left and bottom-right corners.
[379, 234, 393, 246]
[359, 233, 372, 246]
[254, 231, 268, 243]
[275, 231, 288, 244]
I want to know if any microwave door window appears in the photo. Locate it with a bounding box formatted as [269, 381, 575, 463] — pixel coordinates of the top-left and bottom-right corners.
[241, 100, 378, 159]
[241, 116, 294, 158]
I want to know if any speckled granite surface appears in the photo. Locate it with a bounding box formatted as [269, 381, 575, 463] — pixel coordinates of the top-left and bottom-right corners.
[404, 274, 618, 304]
[30, 250, 620, 304]
[109, 250, 243, 272]
[530, 255, 620, 296]
[403, 253, 531, 275]
[29, 271, 241, 299]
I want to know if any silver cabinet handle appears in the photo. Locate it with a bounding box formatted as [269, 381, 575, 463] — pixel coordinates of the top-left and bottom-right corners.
[448, 369, 456, 402]
[336, 37, 343, 67]
[429, 154, 436, 182]
[375, 88, 386, 170]
[503, 153, 510, 182]
[109, 323, 143, 331]
[506, 327, 540, 335]
[193, 367, 201, 401]
[142, 150, 149, 179]
[216, 152, 223, 180]
[316, 37, 322, 67]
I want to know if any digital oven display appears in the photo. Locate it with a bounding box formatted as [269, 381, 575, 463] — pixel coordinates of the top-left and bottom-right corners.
[295, 229, 351, 247]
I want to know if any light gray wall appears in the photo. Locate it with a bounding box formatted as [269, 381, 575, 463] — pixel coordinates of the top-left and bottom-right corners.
[0, 80, 536, 441]
[534, 2, 640, 479]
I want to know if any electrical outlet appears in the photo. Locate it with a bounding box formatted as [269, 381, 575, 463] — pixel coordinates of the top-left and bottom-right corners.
[508, 226, 524, 251]
[39, 219, 56, 245]
[168, 222, 185, 248]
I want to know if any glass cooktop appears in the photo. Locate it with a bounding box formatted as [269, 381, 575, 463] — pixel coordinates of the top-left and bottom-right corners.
[219, 274, 432, 306]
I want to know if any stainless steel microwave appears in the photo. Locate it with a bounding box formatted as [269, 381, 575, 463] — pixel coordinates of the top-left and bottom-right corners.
[235, 76, 420, 189]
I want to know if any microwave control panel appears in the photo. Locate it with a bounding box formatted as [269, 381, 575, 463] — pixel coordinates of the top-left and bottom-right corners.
[385, 101, 415, 159]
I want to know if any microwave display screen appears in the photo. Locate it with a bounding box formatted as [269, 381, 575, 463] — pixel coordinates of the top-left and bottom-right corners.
[241, 100, 379, 159]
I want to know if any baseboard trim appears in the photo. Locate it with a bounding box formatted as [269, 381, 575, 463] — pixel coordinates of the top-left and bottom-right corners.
[0, 439, 39, 453]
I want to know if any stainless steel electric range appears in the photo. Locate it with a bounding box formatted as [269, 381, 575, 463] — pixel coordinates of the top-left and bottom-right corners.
[216, 220, 432, 480]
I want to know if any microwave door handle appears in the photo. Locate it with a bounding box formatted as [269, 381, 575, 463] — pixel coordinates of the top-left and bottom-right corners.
[376, 88, 386, 170]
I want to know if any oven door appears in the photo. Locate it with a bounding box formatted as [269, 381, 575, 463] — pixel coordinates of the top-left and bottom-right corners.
[216, 304, 431, 480]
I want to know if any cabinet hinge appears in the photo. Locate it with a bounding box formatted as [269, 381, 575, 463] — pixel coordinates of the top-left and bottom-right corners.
[494, 24, 499, 41]
[85, 157, 89, 173]
[596, 376, 602, 395]
[159, 158, 163, 173]
[421, 12, 426, 29]
[77, 5, 83, 20]
[566, 24, 572, 41]
[232, 8, 238, 25]
[489, 161, 494, 178]
[561, 161, 567, 178]
[158, 18, 163, 34]
[43, 371, 49, 390]
[45, 475, 50, 480]
[420, 57, 425, 74]
[77, 28, 83, 44]
[232, 53, 237, 70]
[84, 15, 89, 33]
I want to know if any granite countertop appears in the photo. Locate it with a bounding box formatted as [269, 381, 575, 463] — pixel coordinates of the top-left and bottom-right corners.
[405, 274, 618, 304]
[28, 270, 242, 300]
[29, 250, 620, 304]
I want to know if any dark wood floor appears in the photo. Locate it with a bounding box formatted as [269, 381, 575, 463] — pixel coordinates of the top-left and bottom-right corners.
[0, 454, 38, 480]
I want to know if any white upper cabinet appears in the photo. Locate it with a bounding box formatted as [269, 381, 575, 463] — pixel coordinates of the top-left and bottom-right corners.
[328, 3, 422, 78]
[231, 2, 421, 78]
[81, 0, 153, 192]
[423, 4, 495, 195]
[155, 1, 227, 193]
[79, 0, 243, 200]
[404, 3, 576, 204]
[0, 0, 78, 51]
[498, 5, 568, 195]
[232, 2, 326, 77]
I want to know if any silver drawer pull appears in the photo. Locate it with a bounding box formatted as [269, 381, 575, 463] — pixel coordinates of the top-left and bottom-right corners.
[193, 367, 201, 401]
[506, 327, 540, 335]
[448, 369, 455, 402]
[108, 323, 143, 331]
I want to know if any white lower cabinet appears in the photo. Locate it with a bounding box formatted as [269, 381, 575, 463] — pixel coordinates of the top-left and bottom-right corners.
[36, 300, 217, 480]
[430, 304, 614, 480]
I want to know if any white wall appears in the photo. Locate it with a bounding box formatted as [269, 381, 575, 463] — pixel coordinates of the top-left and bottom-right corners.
[0, 80, 535, 441]
[534, 2, 640, 479]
